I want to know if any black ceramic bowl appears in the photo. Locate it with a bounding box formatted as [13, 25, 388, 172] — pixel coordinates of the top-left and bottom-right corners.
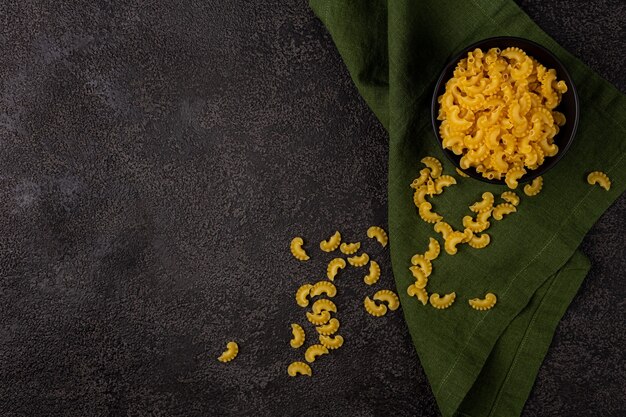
[431, 36, 579, 184]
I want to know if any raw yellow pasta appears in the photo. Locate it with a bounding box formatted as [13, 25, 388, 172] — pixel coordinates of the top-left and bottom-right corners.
[505, 167, 526, 189]
[429, 292, 456, 309]
[316, 318, 340, 336]
[456, 168, 470, 178]
[287, 361, 312, 377]
[434, 221, 454, 240]
[409, 266, 428, 289]
[468, 233, 491, 249]
[319, 334, 343, 350]
[306, 310, 330, 326]
[295, 284, 314, 307]
[413, 187, 429, 206]
[347, 252, 370, 267]
[524, 176, 543, 196]
[476, 209, 492, 224]
[500, 191, 520, 206]
[364, 260, 381, 285]
[407, 284, 429, 305]
[364, 296, 388, 317]
[372, 289, 400, 310]
[410, 168, 431, 189]
[218, 341, 239, 363]
[421, 156, 443, 178]
[367, 226, 389, 247]
[418, 202, 443, 224]
[587, 171, 611, 191]
[492, 203, 517, 220]
[340, 241, 361, 255]
[327, 258, 347, 281]
[424, 237, 441, 261]
[290, 324, 305, 348]
[444, 230, 469, 255]
[310, 281, 337, 298]
[305, 344, 329, 363]
[290, 237, 310, 261]
[319, 231, 341, 252]
[312, 299, 337, 315]
[434, 175, 457, 193]
[410, 254, 432, 277]
[470, 192, 495, 213]
[462, 215, 489, 233]
[468, 292, 497, 311]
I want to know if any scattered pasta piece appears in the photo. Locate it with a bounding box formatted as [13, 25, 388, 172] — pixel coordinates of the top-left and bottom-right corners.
[409, 266, 428, 289]
[587, 171, 611, 191]
[311, 299, 337, 315]
[505, 167, 526, 190]
[424, 237, 441, 261]
[367, 226, 389, 247]
[373, 290, 400, 311]
[364, 260, 381, 285]
[290, 237, 310, 261]
[327, 258, 347, 281]
[429, 292, 456, 309]
[500, 191, 520, 206]
[470, 192, 494, 213]
[524, 176, 543, 196]
[364, 296, 388, 317]
[316, 318, 340, 336]
[413, 187, 429, 207]
[421, 156, 443, 178]
[444, 230, 469, 255]
[468, 233, 491, 249]
[218, 341, 239, 363]
[462, 215, 489, 233]
[347, 253, 370, 267]
[434, 221, 454, 240]
[434, 175, 457, 193]
[304, 344, 329, 363]
[407, 284, 429, 305]
[456, 168, 470, 178]
[476, 209, 492, 224]
[290, 324, 305, 349]
[418, 202, 443, 224]
[319, 334, 344, 350]
[410, 254, 432, 277]
[492, 203, 517, 220]
[287, 361, 312, 377]
[306, 310, 330, 326]
[340, 241, 361, 255]
[468, 293, 497, 311]
[295, 284, 314, 307]
[310, 281, 337, 298]
[410, 168, 431, 189]
[319, 231, 341, 252]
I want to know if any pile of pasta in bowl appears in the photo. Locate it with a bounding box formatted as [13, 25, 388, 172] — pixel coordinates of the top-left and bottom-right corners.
[437, 47, 568, 189]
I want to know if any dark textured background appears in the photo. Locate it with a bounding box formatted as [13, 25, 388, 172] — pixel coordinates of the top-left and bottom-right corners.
[0, 1, 624, 416]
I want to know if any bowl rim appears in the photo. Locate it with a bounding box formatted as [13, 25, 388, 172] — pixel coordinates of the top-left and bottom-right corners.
[430, 36, 580, 185]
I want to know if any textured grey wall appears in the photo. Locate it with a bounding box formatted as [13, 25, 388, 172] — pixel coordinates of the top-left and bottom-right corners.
[0, 0, 624, 416]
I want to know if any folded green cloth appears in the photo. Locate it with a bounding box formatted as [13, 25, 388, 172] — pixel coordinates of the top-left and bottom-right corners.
[310, 1, 626, 416]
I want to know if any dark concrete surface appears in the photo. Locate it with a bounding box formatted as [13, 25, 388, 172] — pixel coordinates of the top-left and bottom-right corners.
[0, 1, 624, 416]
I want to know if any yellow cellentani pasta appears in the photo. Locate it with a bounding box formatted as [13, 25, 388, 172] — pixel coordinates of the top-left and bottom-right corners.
[363, 260, 381, 285]
[524, 176, 543, 196]
[587, 171, 611, 191]
[469, 293, 497, 311]
[319, 231, 341, 252]
[438, 47, 567, 187]
[218, 341, 239, 363]
[287, 361, 312, 377]
[290, 324, 305, 348]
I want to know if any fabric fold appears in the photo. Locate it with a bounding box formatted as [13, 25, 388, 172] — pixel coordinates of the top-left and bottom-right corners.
[310, 0, 626, 416]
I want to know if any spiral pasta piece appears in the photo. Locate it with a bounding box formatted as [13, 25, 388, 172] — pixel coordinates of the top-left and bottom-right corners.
[500, 191, 520, 206]
[434, 221, 454, 240]
[492, 203, 517, 220]
[218, 341, 239, 363]
[468, 233, 491, 249]
[407, 284, 429, 305]
[419, 202, 443, 224]
[429, 292, 456, 309]
[306, 310, 330, 326]
[372, 289, 400, 311]
[319, 231, 341, 252]
[409, 266, 428, 289]
[347, 253, 370, 267]
[310, 281, 337, 298]
[468, 292, 497, 311]
[311, 299, 337, 315]
[319, 334, 343, 350]
[327, 258, 347, 281]
[424, 237, 441, 261]
[316, 318, 340, 336]
[290, 324, 305, 348]
[340, 241, 361, 255]
[290, 237, 310, 261]
[434, 175, 457, 193]
[587, 171, 611, 191]
[364, 260, 381, 285]
[295, 284, 313, 307]
[287, 361, 312, 377]
[523, 176, 543, 196]
[421, 156, 443, 178]
[304, 344, 329, 363]
[367, 226, 388, 247]
[470, 192, 495, 213]
[410, 254, 432, 277]
[364, 296, 388, 317]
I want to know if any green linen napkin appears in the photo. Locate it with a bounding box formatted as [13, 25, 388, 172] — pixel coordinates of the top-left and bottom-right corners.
[309, 0, 626, 416]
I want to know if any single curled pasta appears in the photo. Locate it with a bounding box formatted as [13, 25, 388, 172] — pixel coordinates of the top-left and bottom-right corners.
[413, 186, 429, 207]
[468, 233, 491, 249]
[364, 296, 388, 317]
[434, 221, 454, 240]
[407, 284, 429, 305]
[524, 176, 543, 196]
[316, 318, 340, 336]
[500, 191, 520, 206]
[411, 168, 431, 189]
[295, 284, 314, 307]
[287, 361, 312, 377]
[310, 281, 337, 298]
[492, 203, 517, 220]
[319, 334, 344, 350]
[218, 341, 239, 363]
[434, 175, 457, 193]
[305, 344, 329, 363]
[410, 254, 432, 277]
[364, 260, 381, 285]
[468, 292, 497, 311]
[419, 202, 443, 223]
[424, 237, 441, 261]
[505, 167, 526, 189]
[429, 292, 456, 309]
[320, 231, 341, 252]
[373, 289, 400, 310]
[327, 258, 347, 280]
[409, 266, 428, 289]
[587, 171, 611, 191]
[290, 324, 305, 348]
[444, 230, 471, 255]
[290, 237, 310, 261]
[340, 241, 361, 255]
[470, 192, 495, 213]
[367, 226, 389, 247]
[306, 310, 330, 326]
[312, 299, 337, 315]
[462, 215, 489, 233]
[347, 253, 370, 267]
[421, 156, 443, 178]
